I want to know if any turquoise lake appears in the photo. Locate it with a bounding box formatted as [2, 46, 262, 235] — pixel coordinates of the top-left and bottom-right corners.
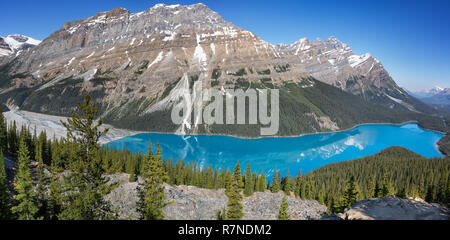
[107, 123, 444, 178]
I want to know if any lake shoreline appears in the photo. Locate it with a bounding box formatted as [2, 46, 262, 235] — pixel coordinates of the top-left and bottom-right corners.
[3, 109, 445, 156]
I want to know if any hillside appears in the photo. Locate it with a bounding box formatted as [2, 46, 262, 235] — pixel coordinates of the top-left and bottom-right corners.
[297, 147, 450, 210]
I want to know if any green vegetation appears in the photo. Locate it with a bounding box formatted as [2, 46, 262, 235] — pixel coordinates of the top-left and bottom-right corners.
[274, 64, 290, 73]
[189, 75, 199, 90]
[161, 77, 182, 99]
[211, 80, 220, 87]
[57, 95, 114, 220]
[134, 60, 149, 75]
[228, 68, 247, 77]
[297, 147, 450, 212]
[0, 150, 11, 219]
[137, 141, 168, 220]
[226, 162, 244, 220]
[211, 68, 221, 80]
[11, 137, 40, 220]
[277, 197, 289, 220]
[257, 69, 271, 75]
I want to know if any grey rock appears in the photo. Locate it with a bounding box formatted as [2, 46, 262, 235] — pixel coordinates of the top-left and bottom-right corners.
[336, 196, 450, 220]
[106, 173, 327, 220]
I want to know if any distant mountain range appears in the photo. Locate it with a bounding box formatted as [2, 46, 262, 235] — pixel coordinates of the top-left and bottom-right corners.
[0, 3, 445, 136]
[409, 87, 450, 113]
[0, 34, 41, 58]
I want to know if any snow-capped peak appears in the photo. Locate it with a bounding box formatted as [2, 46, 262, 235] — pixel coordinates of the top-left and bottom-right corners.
[0, 34, 41, 57]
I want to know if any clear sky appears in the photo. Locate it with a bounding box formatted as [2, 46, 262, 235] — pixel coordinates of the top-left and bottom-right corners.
[1, 0, 449, 91]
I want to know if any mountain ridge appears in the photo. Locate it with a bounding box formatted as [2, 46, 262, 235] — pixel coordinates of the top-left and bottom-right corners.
[0, 3, 444, 137]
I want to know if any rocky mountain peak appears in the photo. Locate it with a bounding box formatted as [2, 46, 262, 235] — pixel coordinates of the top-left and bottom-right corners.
[0, 34, 41, 57]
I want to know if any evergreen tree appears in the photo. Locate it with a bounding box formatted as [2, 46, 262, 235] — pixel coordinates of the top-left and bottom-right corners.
[0, 150, 11, 219]
[216, 208, 227, 220]
[58, 94, 114, 220]
[137, 141, 168, 220]
[35, 141, 48, 219]
[11, 138, 40, 220]
[7, 121, 18, 155]
[340, 176, 358, 211]
[226, 162, 244, 220]
[283, 170, 292, 195]
[244, 162, 253, 196]
[0, 107, 7, 152]
[47, 166, 63, 220]
[271, 168, 281, 193]
[277, 197, 289, 220]
[258, 170, 266, 192]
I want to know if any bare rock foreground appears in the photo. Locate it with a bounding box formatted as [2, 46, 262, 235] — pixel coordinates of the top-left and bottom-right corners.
[106, 173, 327, 220]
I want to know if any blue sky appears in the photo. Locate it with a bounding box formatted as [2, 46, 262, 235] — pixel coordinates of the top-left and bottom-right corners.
[1, 0, 449, 91]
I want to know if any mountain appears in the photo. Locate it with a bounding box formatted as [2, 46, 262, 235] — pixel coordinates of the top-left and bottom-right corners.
[0, 3, 444, 136]
[275, 37, 431, 112]
[410, 86, 450, 114]
[412, 87, 450, 105]
[0, 34, 41, 58]
[411, 86, 445, 98]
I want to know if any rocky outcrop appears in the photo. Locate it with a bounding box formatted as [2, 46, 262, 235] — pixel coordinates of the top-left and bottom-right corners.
[335, 196, 449, 220]
[106, 173, 327, 220]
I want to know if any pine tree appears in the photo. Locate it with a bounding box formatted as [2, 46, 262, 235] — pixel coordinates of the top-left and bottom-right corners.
[340, 176, 358, 210]
[258, 170, 266, 192]
[277, 197, 289, 220]
[271, 168, 281, 193]
[381, 169, 393, 197]
[35, 141, 48, 219]
[137, 141, 168, 220]
[0, 107, 7, 152]
[47, 165, 63, 220]
[244, 162, 253, 196]
[0, 150, 11, 219]
[224, 168, 232, 195]
[226, 162, 244, 220]
[7, 121, 18, 155]
[11, 138, 40, 220]
[283, 170, 292, 195]
[58, 94, 114, 220]
[216, 208, 227, 220]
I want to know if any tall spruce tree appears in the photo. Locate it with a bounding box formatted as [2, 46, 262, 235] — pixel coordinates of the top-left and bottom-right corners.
[137, 141, 168, 220]
[0, 150, 11, 219]
[277, 197, 289, 220]
[244, 162, 253, 196]
[11, 137, 40, 220]
[258, 170, 266, 192]
[271, 168, 281, 193]
[0, 107, 7, 152]
[340, 176, 359, 210]
[58, 94, 114, 220]
[226, 162, 244, 220]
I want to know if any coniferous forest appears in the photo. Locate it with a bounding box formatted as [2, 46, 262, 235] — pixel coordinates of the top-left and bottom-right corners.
[0, 95, 449, 220]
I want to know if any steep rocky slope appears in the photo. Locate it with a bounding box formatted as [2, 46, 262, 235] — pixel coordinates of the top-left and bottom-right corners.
[0, 3, 441, 136]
